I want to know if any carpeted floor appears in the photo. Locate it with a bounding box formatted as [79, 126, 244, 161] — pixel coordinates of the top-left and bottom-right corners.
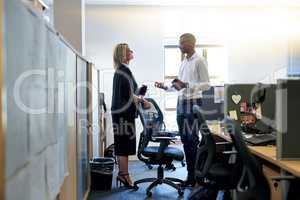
[88, 160, 195, 200]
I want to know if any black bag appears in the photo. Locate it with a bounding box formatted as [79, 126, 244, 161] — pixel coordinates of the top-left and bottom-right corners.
[104, 144, 115, 160]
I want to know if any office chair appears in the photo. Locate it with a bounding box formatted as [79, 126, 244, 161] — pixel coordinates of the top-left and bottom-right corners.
[225, 118, 271, 200]
[189, 106, 242, 200]
[133, 98, 185, 197]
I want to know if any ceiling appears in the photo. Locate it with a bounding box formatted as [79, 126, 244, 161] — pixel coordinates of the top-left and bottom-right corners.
[42, 0, 300, 7]
[85, 0, 300, 6]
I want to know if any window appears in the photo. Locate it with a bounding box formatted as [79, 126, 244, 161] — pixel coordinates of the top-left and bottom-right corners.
[163, 44, 227, 129]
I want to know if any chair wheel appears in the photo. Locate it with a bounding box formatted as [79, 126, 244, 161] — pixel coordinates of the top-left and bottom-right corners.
[146, 191, 152, 197]
[178, 189, 184, 196]
[147, 164, 153, 170]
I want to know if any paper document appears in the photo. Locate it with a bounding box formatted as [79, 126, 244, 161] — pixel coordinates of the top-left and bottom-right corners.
[229, 110, 238, 120]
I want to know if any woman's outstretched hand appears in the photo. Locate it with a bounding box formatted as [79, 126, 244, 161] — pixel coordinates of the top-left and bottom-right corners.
[154, 82, 168, 90]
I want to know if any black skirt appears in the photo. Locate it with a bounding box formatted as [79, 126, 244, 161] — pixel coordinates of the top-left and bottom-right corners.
[112, 114, 136, 156]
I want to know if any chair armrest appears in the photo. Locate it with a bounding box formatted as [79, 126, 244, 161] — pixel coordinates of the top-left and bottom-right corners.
[152, 136, 176, 141]
[272, 176, 296, 181]
[156, 130, 179, 137]
[222, 150, 237, 154]
[216, 141, 232, 145]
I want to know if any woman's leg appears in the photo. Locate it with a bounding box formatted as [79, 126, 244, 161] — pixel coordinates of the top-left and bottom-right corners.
[117, 155, 133, 185]
[118, 155, 128, 174]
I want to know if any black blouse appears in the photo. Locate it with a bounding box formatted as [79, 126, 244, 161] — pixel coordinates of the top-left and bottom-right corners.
[111, 64, 138, 119]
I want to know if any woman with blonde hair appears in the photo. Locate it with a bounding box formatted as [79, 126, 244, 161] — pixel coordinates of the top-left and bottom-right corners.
[111, 43, 149, 188]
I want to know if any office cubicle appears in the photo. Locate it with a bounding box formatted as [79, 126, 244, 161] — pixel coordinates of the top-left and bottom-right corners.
[224, 84, 276, 133]
[4, 0, 93, 199]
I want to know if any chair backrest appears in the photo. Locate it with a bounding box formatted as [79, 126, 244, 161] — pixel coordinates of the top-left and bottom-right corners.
[193, 105, 217, 179]
[138, 98, 164, 132]
[136, 98, 164, 162]
[225, 118, 270, 200]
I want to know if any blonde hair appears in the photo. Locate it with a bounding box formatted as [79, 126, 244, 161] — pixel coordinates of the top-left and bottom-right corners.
[113, 43, 128, 69]
[179, 33, 196, 46]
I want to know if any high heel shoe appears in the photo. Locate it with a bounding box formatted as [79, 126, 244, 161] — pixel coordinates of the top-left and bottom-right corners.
[116, 173, 137, 189]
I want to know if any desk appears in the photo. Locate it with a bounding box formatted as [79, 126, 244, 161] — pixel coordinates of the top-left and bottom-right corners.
[247, 146, 300, 200]
[248, 146, 300, 178]
[207, 124, 300, 200]
[210, 131, 300, 178]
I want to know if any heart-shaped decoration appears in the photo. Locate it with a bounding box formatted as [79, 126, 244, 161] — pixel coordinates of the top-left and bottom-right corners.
[232, 95, 241, 105]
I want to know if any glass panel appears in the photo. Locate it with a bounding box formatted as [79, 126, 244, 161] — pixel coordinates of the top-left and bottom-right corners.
[163, 79, 177, 109]
[164, 48, 182, 77]
[164, 111, 178, 130]
[163, 46, 227, 107]
[165, 92, 178, 109]
[206, 47, 227, 84]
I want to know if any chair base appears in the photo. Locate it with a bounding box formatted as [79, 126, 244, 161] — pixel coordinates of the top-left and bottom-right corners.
[134, 165, 184, 197]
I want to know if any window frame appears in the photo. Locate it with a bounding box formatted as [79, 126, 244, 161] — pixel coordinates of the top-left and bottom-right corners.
[163, 43, 225, 111]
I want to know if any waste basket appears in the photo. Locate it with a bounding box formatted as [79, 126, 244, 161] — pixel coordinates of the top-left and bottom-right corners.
[90, 157, 114, 191]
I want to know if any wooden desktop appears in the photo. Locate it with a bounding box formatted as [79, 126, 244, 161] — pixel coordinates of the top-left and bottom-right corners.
[207, 123, 300, 200]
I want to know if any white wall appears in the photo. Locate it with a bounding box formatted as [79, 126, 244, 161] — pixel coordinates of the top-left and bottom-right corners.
[86, 6, 166, 154]
[54, 0, 86, 55]
[86, 6, 165, 83]
[228, 38, 288, 83]
[85, 6, 300, 81]
[85, 5, 300, 155]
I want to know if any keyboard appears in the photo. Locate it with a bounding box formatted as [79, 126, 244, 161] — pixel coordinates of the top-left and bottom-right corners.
[243, 133, 276, 146]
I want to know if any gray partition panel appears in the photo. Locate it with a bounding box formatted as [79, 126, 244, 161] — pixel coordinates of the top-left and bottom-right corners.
[5, 0, 77, 199]
[5, 0, 32, 178]
[224, 84, 276, 133]
[276, 79, 300, 159]
[76, 56, 89, 200]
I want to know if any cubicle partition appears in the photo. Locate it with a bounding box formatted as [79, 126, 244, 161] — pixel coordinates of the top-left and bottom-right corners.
[3, 0, 93, 199]
[76, 56, 90, 200]
[0, 0, 4, 199]
[88, 65, 101, 158]
[224, 84, 276, 133]
[276, 79, 300, 160]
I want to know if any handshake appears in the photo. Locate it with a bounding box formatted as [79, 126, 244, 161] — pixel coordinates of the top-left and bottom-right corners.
[155, 78, 188, 91]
